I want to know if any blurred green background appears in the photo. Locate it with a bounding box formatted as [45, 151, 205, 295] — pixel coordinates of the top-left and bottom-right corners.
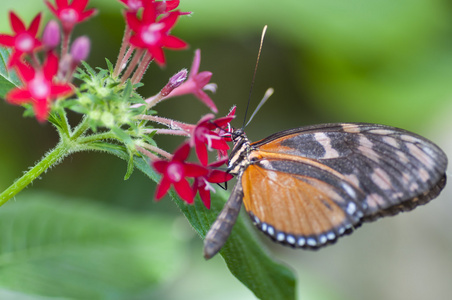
[0, 0, 451, 299]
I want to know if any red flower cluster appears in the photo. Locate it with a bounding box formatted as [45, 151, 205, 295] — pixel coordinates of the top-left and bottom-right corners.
[7, 53, 73, 122]
[0, 1, 98, 122]
[152, 108, 236, 208]
[0, 11, 76, 122]
[125, 0, 187, 66]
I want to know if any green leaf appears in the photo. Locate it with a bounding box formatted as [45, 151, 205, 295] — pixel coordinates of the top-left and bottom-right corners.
[94, 144, 297, 300]
[0, 192, 187, 299]
[105, 58, 114, 74]
[0, 47, 21, 99]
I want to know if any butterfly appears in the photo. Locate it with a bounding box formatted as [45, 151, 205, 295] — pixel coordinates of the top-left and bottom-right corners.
[203, 122, 448, 259]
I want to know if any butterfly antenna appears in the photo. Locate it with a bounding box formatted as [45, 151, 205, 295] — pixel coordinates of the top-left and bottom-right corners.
[245, 87, 274, 127]
[242, 25, 268, 129]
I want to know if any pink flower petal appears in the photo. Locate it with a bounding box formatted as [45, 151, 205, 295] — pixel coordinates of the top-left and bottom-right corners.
[207, 170, 234, 183]
[50, 84, 73, 98]
[34, 99, 49, 122]
[56, 0, 69, 9]
[194, 89, 218, 113]
[16, 61, 35, 81]
[165, 0, 180, 11]
[79, 9, 98, 22]
[184, 162, 208, 177]
[155, 177, 171, 200]
[148, 46, 166, 66]
[212, 116, 235, 128]
[153, 160, 169, 173]
[9, 12, 26, 33]
[28, 13, 42, 36]
[210, 138, 229, 151]
[162, 35, 187, 49]
[208, 157, 229, 168]
[198, 187, 211, 209]
[174, 179, 194, 203]
[0, 34, 15, 47]
[43, 52, 59, 80]
[195, 139, 208, 166]
[142, 2, 157, 24]
[172, 143, 191, 161]
[125, 13, 142, 32]
[160, 11, 179, 31]
[190, 49, 201, 76]
[5, 88, 32, 104]
[195, 71, 212, 87]
[72, 0, 89, 11]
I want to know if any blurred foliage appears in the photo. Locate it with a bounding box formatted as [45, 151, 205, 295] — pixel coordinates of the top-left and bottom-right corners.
[0, 192, 187, 299]
[0, 0, 451, 299]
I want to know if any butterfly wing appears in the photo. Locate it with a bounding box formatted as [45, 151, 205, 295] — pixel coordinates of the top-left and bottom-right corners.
[242, 122, 447, 248]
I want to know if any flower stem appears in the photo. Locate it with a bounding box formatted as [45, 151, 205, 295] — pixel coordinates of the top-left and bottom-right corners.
[0, 142, 71, 207]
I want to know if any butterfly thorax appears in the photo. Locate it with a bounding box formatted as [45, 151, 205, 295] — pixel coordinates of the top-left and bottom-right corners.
[227, 129, 253, 176]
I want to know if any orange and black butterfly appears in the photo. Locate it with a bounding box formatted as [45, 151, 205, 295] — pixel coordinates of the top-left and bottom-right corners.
[203, 122, 447, 259]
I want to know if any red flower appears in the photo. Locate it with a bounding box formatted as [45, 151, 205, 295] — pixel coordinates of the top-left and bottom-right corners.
[119, 0, 181, 14]
[126, 2, 187, 66]
[192, 158, 234, 209]
[5, 52, 73, 122]
[152, 143, 208, 204]
[45, 0, 98, 33]
[170, 49, 218, 113]
[0, 12, 42, 67]
[190, 114, 234, 166]
[218, 106, 236, 142]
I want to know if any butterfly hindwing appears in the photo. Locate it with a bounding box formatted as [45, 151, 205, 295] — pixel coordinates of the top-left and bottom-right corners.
[243, 122, 447, 248]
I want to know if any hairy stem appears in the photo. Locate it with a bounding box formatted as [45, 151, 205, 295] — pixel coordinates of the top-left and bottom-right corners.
[0, 142, 72, 207]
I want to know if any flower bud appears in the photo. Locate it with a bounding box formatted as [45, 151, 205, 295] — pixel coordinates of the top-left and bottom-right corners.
[70, 36, 90, 63]
[160, 69, 188, 97]
[42, 20, 60, 49]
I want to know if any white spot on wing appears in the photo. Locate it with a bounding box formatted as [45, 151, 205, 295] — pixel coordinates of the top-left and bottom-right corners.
[341, 124, 361, 133]
[396, 150, 410, 163]
[345, 173, 360, 187]
[286, 235, 296, 244]
[371, 168, 393, 190]
[418, 168, 430, 183]
[341, 182, 357, 199]
[357, 135, 380, 162]
[314, 132, 340, 158]
[400, 134, 421, 143]
[369, 129, 394, 135]
[346, 202, 357, 215]
[407, 143, 434, 168]
[382, 136, 399, 148]
[297, 237, 306, 247]
[365, 193, 386, 209]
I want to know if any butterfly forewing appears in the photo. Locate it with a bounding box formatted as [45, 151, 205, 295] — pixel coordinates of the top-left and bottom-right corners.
[243, 123, 447, 248]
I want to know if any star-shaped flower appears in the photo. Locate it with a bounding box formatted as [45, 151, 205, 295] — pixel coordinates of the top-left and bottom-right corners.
[119, 0, 181, 14]
[45, 0, 98, 33]
[152, 143, 208, 203]
[170, 49, 218, 113]
[5, 52, 73, 122]
[190, 114, 234, 166]
[126, 2, 187, 66]
[0, 12, 42, 67]
[192, 158, 234, 209]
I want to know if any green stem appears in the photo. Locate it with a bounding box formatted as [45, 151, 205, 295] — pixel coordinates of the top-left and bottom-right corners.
[71, 115, 90, 139]
[0, 142, 71, 207]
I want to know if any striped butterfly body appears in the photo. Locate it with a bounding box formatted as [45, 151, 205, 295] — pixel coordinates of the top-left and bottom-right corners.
[203, 122, 447, 259]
